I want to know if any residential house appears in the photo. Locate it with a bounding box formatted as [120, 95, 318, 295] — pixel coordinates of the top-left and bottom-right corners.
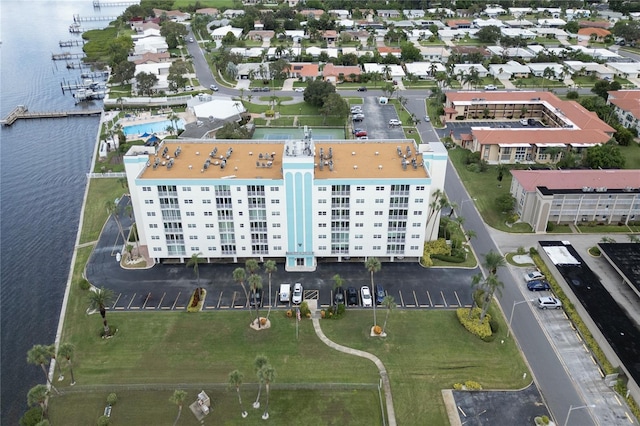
[452, 64, 489, 78]
[578, 27, 611, 42]
[606, 62, 640, 79]
[414, 20, 446, 29]
[508, 7, 533, 18]
[607, 90, 640, 135]
[338, 19, 356, 29]
[284, 30, 305, 44]
[152, 9, 190, 21]
[419, 46, 450, 63]
[254, 21, 264, 31]
[404, 62, 446, 79]
[573, 45, 622, 61]
[231, 47, 265, 59]
[450, 46, 491, 61]
[537, 7, 561, 18]
[196, 8, 219, 16]
[133, 36, 168, 55]
[563, 61, 615, 80]
[299, 9, 325, 20]
[474, 18, 505, 28]
[132, 51, 171, 65]
[403, 10, 425, 19]
[427, 8, 455, 18]
[246, 30, 275, 42]
[527, 63, 565, 79]
[406, 29, 433, 42]
[322, 63, 362, 83]
[578, 20, 610, 29]
[484, 6, 507, 18]
[500, 28, 536, 39]
[378, 9, 401, 19]
[510, 170, 640, 232]
[486, 46, 535, 61]
[288, 63, 320, 80]
[488, 60, 530, 79]
[565, 9, 591, 21]
[210, 25, 243, 41]
[305, 46, 338, 59]
[266, 46, 300, 59]
[322, 30, 338, 44]
[222, 9, 245, 19]
[377, 46, 402, 58]
[447, 19, 472, 29]
[134, 62, 171, 92]
[538, 18, 567, 27]
[287, 0, 300, 7]
[236, 63, 265, 79]
[532, 27, 569, 40]
[504, 19, 535, 28]
[363, 63, 405, 81]
[342, 30, 370, 46]
[329, 10, 350, 20]
[438, 28, 479, 41]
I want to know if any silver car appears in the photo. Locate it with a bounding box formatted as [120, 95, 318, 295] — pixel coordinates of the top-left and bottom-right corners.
[292, 283, 303, 305]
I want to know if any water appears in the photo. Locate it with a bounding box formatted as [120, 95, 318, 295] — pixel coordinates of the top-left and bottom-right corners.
[123, 118, 185, 136]
[1, 2, 127, 423]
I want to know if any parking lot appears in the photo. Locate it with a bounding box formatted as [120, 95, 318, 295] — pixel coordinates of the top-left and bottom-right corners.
[436, 119, 545, 139]
[351, 97, 406, 140]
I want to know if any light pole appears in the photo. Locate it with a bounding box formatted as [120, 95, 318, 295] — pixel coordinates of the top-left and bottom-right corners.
[459, 197, 477, 215]
[563, 404, 595, 426]
[507, 299, 534, 338]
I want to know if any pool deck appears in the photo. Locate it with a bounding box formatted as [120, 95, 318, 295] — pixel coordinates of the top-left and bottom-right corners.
[120, 110, 194, 140]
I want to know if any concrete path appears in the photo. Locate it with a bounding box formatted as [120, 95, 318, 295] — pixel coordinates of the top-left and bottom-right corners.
[311, 316, 397, 426]
[499, 78, 516, 89]
[281, 78, 296, 91]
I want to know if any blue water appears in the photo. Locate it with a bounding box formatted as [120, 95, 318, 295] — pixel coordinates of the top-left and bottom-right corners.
[123, 118, 185, 136]
[0, 2, 128, 423]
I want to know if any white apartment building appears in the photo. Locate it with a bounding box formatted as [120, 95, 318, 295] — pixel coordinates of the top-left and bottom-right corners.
[124, 130, 448, 271]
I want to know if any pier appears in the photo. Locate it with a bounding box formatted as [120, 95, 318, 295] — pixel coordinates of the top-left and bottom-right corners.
[1, 106, 102, 126]
[59, 39, 85, 47]
[73, 14, 118, 22]
[93, 0, 138, 8]
[52, 52, 86, 61]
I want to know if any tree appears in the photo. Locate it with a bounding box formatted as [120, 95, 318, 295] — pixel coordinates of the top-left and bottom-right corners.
[229, 370, 248, 418]
[135, 71, 158, 96]
[483, 250, 506, 275]
[303, 79, 336, 107]
[591, 79, 621, 99]
[27, 345, 59, 394]
[252, 355, 269, 408]
[105, 200, 127, 253]
[186, 252, 203, 285]
[167, 60, 189, 91]
[111, 61, 135, 84]
[400, 42, 421, 62]
[612, 19, 640, 43]
[264, 260, 277, 313]
[479, 274, 504, 322]
[233, 267, 248, 304]
[221, 31, 238, 46]
[169, 390, 187, 426]
[259, 364, 276, 420]
[564, 20, 579, 34]
[495, 193, 516, 215]
[542, 67, 556, 90]
[584, 143, 625, 169]
[248, 274, 263, 327]
[27, 384, 49, 420]
[426, 189, 449, 238]
[88, 286, 115, 337]
[476, 25, 502, 44]
[57, 342, 76, 385]
[46, 344, 63, 382]
[381, 295, 396, 334]
[320, 93, 349, 125]
[365, 257, 381, 327]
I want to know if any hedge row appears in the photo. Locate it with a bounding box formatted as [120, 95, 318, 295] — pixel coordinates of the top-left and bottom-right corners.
[431, 254, 465, 263]
[421, 238, 451, 267]
[456, 308, 492, 340]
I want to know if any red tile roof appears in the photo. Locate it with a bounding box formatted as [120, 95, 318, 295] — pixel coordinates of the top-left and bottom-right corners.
[322, 63, 362, 77]
[578, 28, 611, 37]
[472, 128, 610, 145]
[511, 169, 640, 192]
[377, 46, 401, 54]
[288, 63, 319, 78]
[607, 90, 640, 118]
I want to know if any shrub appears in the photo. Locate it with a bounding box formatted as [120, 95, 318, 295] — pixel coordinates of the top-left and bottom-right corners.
[265, 109, 275, 118]
[546, 221, 555, 232]
[187, 288, 206, 312]
[79, 279, 91, 291]
[489, 316, 500, 334]
[453, 383, 463, 390]
[466, 163, 481, 173]
[300, 301, 311, 317]
[464, 380, 483, 390]
[286, 309, 292, 318]
[431, 254, 465, 263]
[588, 246, 601, 256]
[107, 393, 117, 405]
[97, 415, 110, 426]
[373, 325, 382, 335]
[422, 238, 451, 266]
[516, 246, 526, 255]
[321, 309, 326, 318]
[456, 308, 492, 340]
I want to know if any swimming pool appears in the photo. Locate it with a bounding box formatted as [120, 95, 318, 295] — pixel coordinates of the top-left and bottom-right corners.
[123, 119, 185, 136]
[252, 127, 345, 140]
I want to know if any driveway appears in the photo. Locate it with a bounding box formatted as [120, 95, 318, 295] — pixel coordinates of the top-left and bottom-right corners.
[355, 97, 406, 140]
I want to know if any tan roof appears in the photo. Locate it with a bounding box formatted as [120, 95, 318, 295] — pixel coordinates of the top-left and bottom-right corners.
[137, 140, 429, 180]
[322, 63, 362, 77]
[288, 63, 320, 78]
[378, 46, 401, 54]
[511, 169, 640, 192]
[607, 90, 640, 118]
[472, 128, 610, 146]
[579, 20, 610, 29]
[447, 19, 471, 27]
[578, 28, 611, 37]
[447, 91, 616, 135]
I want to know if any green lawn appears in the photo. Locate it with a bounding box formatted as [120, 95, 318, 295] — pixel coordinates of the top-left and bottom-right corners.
[619, 143, 640, 169]
[270, 117, 295, 126]
[79, 179, 128, 244]
[447, 148, 533, 233]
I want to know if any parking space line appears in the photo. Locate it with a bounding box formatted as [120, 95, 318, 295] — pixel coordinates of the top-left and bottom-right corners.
[161, 306, 171, 310]
[426, 291, 433, 306]
[112, 293, 122, 309]
[413, 290, 419, 306]
[114, 307, 125, 310]
[452, 291, 462, 308]
[432, 290, 444, 307]
[171, 292, 181, 310]
[175, 306, 185, 310]
[142, 293, 151, 309]
[440, 291, 448, 307]
[398, 290, 405, 307]
[127, 293, 137, 309]
[157, 292, 166, 309]
[217, 291, 223, 309]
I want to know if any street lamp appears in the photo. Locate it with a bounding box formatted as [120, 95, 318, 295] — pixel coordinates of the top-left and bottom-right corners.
[507, 299, 534, 338]
[563, 404, 595, 426]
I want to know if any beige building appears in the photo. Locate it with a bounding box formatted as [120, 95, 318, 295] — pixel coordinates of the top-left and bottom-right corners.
[510, 170, 640, 232]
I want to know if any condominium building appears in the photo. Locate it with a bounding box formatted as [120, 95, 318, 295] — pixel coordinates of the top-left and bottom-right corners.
[510, 169, 640, 233]
[124, 129, 447, 271]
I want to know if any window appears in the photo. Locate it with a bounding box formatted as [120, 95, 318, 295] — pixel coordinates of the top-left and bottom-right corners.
[272, 211, 280, 216]
[319, 199, 327, 204]
[356, 211, 364, 216]
[318, 246, 327, 250]
[273, 235, 281, 239]
[151, 235, 160, 240]
[273, 223, 281, 228]
[355, 223, 363, 227]
[203, 199, 211, 204]
[153, 247, 161, 251]
[357, 186, 365, 191]
[375, 199, 384, 203]
[354, 246, 363, 250]
[147, 212, 156, 216]
[415, 198, 423, 203]
[184, 199, 193, 204]
[319, 223, 327, 227]
[270, 187, 279, 192]
[143, 187, 151, 192]
[207, 235, 215, 239]
[149, 224, 158, 228]
[271, 199, 280, 204]
[190, 247, 199, 251]
[189, 236, 198, 240]
[318, 187, 327, 192]
[201, 186, 210, 191]
[356, 199, 364, 204]
[319, 235, 327, 239]
[376, 186, 384, 191]
[374, 223, 382, 227]
[182, 187, 191, 191]
[355, 234, 363, 239]
[186, 212, 195, 216]
[414, 211, 422, 215]
[374, 234, 382, 239]
[204, 211, 213, 216]
[145, 199, 154, 204]
[208, 246, 216, 251]
[375, 211, 383, 216]
[373, 246, 381, 250]
[205, 223, 214, 228]
[416, 186, 425, 191]
[413, 222, 421, 227]
[188, 224, 196, 228]
[412, 234, 420, 238]
[410, 245, 419, 250]
[319, 211, 327, 216]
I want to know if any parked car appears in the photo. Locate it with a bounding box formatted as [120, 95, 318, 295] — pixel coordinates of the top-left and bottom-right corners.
[361, 286, 372, 307]
[294, 87, 304, 92]
[210, 84, 218, 91]
[251, 87, 262, 92]
[523, 271, 545, 282]
[292, 282, 303, 305]
[350, 106, 362, 113]
[352, 128, 364, 135]
[352, 113, 365, 120]
[355, 130, 367, 137]
[279, 283, 291, 303]
[537, 296, 562, 309]
[249, 288, 263, 308]
[261, 87, 270, 92]
[519, 118, 528, 126]
[346, 287, 358, 306]
[388, 119, 401, 126]
[357, 87, 368, 92]
[527, 280, 551, 291]
[188, 37, 194, 43]
[424, 115, 430, 122]
[375, 284, 385, 305]
[185, 85, 193, 91]
[334, 287, 345, 305]
[484, 84, 497, 90]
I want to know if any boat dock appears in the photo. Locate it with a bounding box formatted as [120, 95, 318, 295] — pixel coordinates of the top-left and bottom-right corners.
[52, 52, 85, 61]
[73, 14, 118, 22]
[1, 106, 102, 126]
[59, 39, 85, 47]
[93, 0, 138, 8]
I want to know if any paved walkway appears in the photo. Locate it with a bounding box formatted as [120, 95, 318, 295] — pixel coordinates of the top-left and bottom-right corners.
[311, 315, 397, 426]
[499, 78, 516, 89]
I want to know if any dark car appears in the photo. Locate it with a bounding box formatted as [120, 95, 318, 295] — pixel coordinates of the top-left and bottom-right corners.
[352, 128, 363, 135]
[251, 87, 261, 92]
[375, 284, 385, 304]
[261, 87, 270, 92]
[334, 287, 345, 305]
[249, 288, 263, 307]
[346, 287, 358, 306]
[355, 130, 367, 137]
[527, 280, 551, 291]
[357, 87, 367, 92]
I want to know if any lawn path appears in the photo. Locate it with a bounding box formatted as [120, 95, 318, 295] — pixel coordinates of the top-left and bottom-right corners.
[311, 317, 396, 426]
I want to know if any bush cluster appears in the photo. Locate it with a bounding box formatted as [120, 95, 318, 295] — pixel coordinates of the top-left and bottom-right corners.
[299, 301, 311, 317]
[321, 304, 346, 319]
[373, 325, 382, 335]
[456, 308, 492, 340]
[431, 254, 465, 263]
[421, 238, 451, 266]
[453, 380, 483, 390]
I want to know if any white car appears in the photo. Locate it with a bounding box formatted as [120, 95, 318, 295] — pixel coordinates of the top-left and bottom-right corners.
[523, 271, 545, 282]
[388, 119, 401, 126]
[294, 87, 304, 92]
[361, 286, 372, 307]
[537, 296, 562, 310]
[292, 283, 303, 305]
[350, 106, 362, 113]
[209, 84, 218, 91]
[519, 118, 529, 126]
[484, 84, 497, 90]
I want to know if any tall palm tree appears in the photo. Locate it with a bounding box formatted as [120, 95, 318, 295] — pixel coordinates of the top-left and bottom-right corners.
[167, 113, 180, 134]
[233, 267, 249, 304]
[27, 345, 59, 394]
[259, 364, 276, 420]
[186, 252, 203, 285]
[467, 272, 484, 320]
[365, 257, 381, 326]
[381, 295, 396, 334]
[479, 274, 504, 322]
[426, 189, 449, 238]
[27, 384, 50, 420]
[88, 286, 115, 337]
[252, 355, 269, 408]
[169, 389, 187, 426]
[248, 274, 263, 327]
[229, 370, 248, 418]
[245, 258, 259, 275]
[483, 250, 506, 275]
[264, 260, 277, 313]
[57, 342, 76, 385]
[105, 200, 127, 251]
[332, 273, 344, 306]
[46, 344, 63, 382]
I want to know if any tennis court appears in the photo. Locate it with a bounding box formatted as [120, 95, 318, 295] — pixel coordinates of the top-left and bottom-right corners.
[252, 127, 346, 140]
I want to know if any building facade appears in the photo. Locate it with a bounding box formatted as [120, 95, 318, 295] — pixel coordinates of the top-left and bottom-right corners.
[510, 170, 640, 233]
[124, 130, 447, 271]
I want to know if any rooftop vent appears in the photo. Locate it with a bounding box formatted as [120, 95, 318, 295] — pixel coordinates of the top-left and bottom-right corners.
[378, 165, 383, 170]
[353, 165, 358, 169]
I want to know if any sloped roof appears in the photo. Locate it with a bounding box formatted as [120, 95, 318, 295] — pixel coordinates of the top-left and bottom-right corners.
[608, 90, 640, 118]
[511, 169, 640, 192]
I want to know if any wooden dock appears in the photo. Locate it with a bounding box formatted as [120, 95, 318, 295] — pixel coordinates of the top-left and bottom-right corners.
[59, 39, 85, 47]
[73, 13, 118, 22]
[52, 52, 85, 61]
[1, 106, 102, 126]
[93, 0, 138, 8]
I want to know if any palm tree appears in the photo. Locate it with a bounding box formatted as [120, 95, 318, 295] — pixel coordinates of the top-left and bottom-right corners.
[88, 286, 115, 337]
[27, 345, 59, 394]
[57, 342, 76, 385]
[426, 189, 449, 238]
[27, 384, 50, 420]
[332, 273, 344, 306]
[105, 200, 127, 251]
[479, 274, 504, 322]
[252, 355, 269, 408]
[467, 272, 484, 319]
[264, 260, 277, 313]
[259, 364, 276, 420]
[229, 370, 248, 418]
[169, 390, 187, 426]
[233, 267, 249, 305]
[186, 252, 203, 285]
[248, 274, 263, 327]
[381, 295, 396, 334]
[365, 257, 381, 326]
[167, 113, 180, 134]
[46, 344, 63, 382]
[483, 250, 506, 275]
[628, 234, 640, 243]
[245, 258, 259, 275]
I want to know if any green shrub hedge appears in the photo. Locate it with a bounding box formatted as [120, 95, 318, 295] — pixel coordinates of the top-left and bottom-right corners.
[431, 254, 465, 263]
[456, 308, 492, 340]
